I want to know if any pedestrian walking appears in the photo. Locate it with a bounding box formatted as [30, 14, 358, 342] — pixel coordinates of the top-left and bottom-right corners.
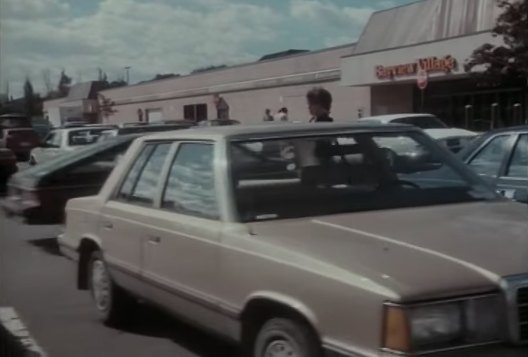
[306, 87, 333, 122]
[263, 108, 274, 121]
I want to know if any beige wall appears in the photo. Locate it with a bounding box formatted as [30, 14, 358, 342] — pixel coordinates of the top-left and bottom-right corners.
[99, 44, 371, 124]
[371, 84, 413, 115]
[104, 80, 370, 124]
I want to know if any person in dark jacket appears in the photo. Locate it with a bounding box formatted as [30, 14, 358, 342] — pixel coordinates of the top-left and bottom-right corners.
[307, 87, 334, 122]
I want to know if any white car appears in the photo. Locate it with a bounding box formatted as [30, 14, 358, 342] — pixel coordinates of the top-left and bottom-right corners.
[358, 114, 477, 153]
[30, 126, 114, 165]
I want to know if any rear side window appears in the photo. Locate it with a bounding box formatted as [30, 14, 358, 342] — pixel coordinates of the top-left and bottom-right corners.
[469, 135, 510, 177]
[506, 134, 528, 178]
[161, 143, 218, 219]
[117, 143, 171, 204]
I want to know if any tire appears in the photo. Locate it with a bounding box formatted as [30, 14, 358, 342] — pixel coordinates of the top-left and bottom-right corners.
[253, 318, 322, 357]
[88, 250, 134, 326]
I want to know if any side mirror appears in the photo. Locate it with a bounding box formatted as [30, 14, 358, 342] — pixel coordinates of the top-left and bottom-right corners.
[513, 190, 528, 204]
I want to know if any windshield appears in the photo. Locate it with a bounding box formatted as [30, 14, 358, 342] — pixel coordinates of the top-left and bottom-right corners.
[68, 128, 111, 146]
[230, 131, 496, 222]
[0, 116, 31, 129]
[391, 116, 448, 129]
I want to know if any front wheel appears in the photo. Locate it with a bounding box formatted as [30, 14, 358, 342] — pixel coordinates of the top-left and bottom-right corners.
[88, 251, 134, 325]
[253, 318, 322, 357]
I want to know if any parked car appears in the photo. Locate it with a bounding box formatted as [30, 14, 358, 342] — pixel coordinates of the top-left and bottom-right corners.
[59, 123, 528, 357]
[359, 114, 477, 153]
[0, 148, 17, 193]
[29, 126, 115, 165]
[97, 123, 195, 142]
[3, 135, 137, 224]
[0, 113, 41, 160]
[459, 125, 528, 204]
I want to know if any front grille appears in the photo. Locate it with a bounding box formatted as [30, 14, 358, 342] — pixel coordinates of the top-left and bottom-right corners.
[517, 287, 528, 341]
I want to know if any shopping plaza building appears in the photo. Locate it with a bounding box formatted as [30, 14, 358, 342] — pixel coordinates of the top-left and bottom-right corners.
[90, 0, 526, 129]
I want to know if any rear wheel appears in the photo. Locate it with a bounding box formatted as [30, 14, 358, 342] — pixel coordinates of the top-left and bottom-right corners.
[88, 250, 134, 325]
[253, 318, 321, 357]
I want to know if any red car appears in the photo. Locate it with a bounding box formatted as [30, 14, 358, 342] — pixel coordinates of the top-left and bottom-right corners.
[0, 114, 41, 161]
[0, 148, 17, 193]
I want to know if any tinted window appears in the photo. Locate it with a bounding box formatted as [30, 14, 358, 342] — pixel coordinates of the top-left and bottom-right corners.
[391, 116, 447, 129]
[131, 144, 171, 204]
[506, 134, 528, 178]
[162, 143, 218, 219]
[469, 135, 510, 177]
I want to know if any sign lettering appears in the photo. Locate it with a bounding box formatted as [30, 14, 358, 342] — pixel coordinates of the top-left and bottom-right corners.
[375, 55, 458, 80]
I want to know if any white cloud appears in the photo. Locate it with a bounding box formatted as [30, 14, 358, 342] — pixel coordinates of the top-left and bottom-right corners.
[0, 0, 281, 97]
[289, 0, 375, 47]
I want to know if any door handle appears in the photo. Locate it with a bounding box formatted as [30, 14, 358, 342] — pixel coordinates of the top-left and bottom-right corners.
[147, 235, 161, 244]
[102, 221, 113, 229]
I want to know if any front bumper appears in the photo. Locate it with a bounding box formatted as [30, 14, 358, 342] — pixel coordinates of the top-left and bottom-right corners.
[1, 197, 45, 224]
[323, 344, 528, 357]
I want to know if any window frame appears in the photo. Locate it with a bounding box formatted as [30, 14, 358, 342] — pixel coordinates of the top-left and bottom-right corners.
[466, 133, 515, 179]
[111, 140, 175, 208]
[158, 140, 222, 221]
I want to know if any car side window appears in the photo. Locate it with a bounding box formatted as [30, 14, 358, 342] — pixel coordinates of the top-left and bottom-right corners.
[469, 135, 510, 177]
[45, 132, 59, 147]
[117, 143, 171, 204]
[506, 134, 528, 179]
[162, 143, 219, 220]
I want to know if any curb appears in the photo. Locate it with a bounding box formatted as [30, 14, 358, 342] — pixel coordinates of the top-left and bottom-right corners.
[0, 307, 47, 357]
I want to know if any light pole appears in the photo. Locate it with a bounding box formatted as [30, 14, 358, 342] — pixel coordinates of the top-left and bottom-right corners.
[124, 66, 131, 84]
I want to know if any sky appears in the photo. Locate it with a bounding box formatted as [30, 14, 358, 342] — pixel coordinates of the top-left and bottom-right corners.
[0, 0, 416, 98]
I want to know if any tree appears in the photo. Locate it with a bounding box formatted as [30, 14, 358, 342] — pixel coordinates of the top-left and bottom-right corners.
[41, 69, 53, 95]
[191, 64, 227, 74]
[99, 95, 117, 122]
[57, 69, 72, 97]
[465, 0, 528, 84]
[24, 78, 36, 117]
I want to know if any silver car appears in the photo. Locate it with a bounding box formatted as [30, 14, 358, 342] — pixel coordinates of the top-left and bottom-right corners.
[59, 123, 528, 357]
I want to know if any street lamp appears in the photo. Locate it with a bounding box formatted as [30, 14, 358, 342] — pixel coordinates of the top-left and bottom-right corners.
[124, 66, 131, 84]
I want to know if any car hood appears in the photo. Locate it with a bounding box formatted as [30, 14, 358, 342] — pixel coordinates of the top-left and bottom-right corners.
[424, 128, 477, 139]
[248, 201, 528, 301]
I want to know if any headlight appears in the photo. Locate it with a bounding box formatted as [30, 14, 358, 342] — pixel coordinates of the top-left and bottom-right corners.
[383, 294, 504, 354]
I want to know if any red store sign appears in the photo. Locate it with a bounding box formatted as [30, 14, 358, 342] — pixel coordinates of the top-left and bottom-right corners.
[375, 55, 458, 80]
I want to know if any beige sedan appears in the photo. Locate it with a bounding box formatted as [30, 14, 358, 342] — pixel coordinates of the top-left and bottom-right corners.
[59, 123, 528, 357]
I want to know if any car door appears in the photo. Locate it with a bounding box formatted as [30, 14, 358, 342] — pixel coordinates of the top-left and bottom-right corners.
[466, 133, 515, 187]
[98, 142, 172, 297]
[496, 133, 528, 201]
[141, 142, 226, 331]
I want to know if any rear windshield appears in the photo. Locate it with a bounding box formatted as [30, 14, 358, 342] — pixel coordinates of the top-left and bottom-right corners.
[391, 116, 447, 129]
[68, 128, 112, 146]
[0, 116, 32, 129]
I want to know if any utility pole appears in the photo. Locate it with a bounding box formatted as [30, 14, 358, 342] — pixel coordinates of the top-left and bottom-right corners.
[124, 66, 131, 84]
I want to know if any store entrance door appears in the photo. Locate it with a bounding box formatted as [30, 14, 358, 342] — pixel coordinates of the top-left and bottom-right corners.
[416, 80, 526, 131]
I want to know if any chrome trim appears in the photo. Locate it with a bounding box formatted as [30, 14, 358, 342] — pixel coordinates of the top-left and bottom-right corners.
[500, 274, 528, 344]
[384, 292, 500, 308]
[381, 341, 502, 356]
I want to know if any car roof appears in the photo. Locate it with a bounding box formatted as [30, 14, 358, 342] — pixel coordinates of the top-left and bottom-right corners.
[358, 113, 435, 123]
[139, 122, 416, 142]
[481, 125, 528, 135]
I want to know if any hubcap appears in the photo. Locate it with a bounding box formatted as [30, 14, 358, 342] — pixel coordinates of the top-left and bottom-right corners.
[91, 260, 111, 312]
[264, 340, 298, 357]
